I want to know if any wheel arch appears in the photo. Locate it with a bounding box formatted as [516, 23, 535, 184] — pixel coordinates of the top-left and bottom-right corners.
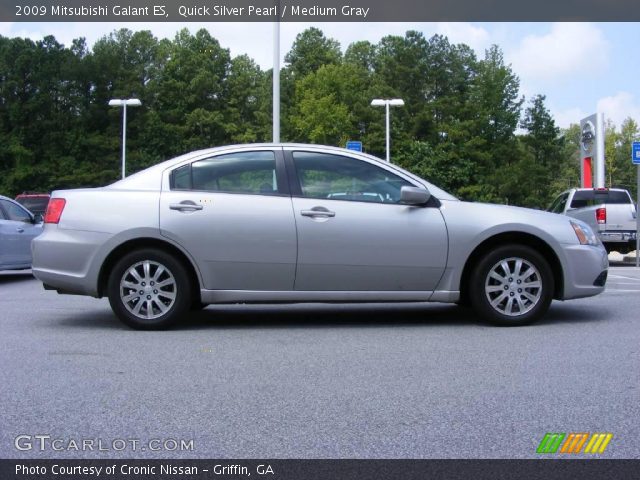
[458, 232, 564, 306]
[97, 237, 202, 304]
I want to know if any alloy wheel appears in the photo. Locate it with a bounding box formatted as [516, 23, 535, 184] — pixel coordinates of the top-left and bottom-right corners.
[119, 260, 177, 320]
[484, 257, 543, 317]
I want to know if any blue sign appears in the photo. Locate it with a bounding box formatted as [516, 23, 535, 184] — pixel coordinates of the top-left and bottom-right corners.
[633, 142, 640, 165]
[346, 141, 362, 152]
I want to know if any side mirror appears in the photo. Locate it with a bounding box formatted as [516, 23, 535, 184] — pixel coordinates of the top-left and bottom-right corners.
[32, 213, 43, 224]
[400, 186, 431, 206]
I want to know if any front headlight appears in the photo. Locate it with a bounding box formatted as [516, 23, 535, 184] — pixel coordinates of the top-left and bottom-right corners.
[570, 220, 599, 246]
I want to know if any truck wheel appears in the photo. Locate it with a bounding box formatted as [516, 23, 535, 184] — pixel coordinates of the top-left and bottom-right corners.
[107, 248, 191, 330]
[470, 245, 554, 326]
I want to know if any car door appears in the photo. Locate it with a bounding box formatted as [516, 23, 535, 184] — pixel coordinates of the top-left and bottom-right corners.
[159, 148, 297, 291]
[0, 199, 42, 268]
[286, 149, 448, 292]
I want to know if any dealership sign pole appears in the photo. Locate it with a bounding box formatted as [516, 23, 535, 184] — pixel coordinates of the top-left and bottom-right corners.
[633, 141, 640, 267]
[580, 113, 605, 188]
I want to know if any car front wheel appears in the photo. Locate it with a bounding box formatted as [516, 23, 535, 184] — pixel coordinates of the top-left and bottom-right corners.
[107, 248, 191, 330]
[469, 245, 554, 326]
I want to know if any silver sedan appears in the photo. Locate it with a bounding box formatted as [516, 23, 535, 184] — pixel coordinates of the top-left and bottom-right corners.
[32, 144, 608, 329]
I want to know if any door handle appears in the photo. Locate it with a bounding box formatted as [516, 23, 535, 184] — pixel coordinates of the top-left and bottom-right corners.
[301, 208, 335, 218]
[16, 227, 24, 233]
[169, 202, 203, 212]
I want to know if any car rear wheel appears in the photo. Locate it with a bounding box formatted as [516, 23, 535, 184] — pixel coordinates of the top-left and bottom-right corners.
[107, 248, 191, 330]
[469, 245, 554, 326]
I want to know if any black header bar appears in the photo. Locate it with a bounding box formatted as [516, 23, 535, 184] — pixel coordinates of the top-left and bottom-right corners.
[2, 0, 639, 22]
[2, 459, 640, 480]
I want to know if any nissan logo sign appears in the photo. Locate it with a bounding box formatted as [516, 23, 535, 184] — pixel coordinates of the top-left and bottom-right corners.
[581, 121, 596, 155]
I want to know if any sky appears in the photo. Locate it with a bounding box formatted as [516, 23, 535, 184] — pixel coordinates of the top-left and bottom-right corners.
[1, 21, 639, 130]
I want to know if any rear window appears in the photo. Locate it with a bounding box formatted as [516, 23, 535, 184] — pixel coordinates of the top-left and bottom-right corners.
[570, 190, 632, 208]
[15, 197, 49, 212]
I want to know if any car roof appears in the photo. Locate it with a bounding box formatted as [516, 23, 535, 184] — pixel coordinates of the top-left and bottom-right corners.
[571, 187, 628, 192]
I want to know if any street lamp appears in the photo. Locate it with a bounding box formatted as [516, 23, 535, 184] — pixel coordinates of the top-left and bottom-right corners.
[109, 98, 142, 179]
[371, 98, 404, 162]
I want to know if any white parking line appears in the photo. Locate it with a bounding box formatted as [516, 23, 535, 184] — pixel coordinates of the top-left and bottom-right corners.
[608, 275, 640, 282]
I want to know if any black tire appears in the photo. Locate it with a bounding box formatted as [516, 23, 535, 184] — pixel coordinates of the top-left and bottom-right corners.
[469, 244, 554, 326]
[107, 248, 191, 330]
[190, 300, 207, 311]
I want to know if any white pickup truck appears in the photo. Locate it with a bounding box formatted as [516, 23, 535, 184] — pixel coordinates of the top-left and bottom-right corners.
[549, 188, 637, 253]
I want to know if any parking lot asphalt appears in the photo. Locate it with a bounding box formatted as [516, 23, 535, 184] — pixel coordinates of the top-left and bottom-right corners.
[1, 267, 639, 459]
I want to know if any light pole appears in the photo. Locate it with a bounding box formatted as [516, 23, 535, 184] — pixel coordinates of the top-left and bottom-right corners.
[371, 98, 404, 162]
[272, 0, 282, 143]
[273, 20, 280, 143]
[109, 98, 142, 179]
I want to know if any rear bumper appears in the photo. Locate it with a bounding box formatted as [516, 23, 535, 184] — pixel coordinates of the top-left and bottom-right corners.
[560, 243, 608, 300]
[31, 227, 110, 297]
[599, 231, 636, 243]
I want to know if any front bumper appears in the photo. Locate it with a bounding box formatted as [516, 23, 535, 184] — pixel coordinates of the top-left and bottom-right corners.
[560, 243, 608, 300]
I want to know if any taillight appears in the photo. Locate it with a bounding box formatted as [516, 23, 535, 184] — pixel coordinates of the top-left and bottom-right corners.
[44, 198, 66, 224]
[595, 207, 606, 224]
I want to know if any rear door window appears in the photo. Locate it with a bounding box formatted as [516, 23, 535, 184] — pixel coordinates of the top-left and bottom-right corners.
[170, 151, 279, 195]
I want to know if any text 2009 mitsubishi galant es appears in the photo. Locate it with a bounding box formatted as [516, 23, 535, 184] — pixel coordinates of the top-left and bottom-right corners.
[32, 144, 608, 329]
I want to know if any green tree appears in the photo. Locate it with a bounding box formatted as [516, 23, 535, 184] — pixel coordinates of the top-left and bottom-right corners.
[518, 94, 565, 206]
[614, 118, 639, 199]
[291, 64, 369, 145]
[145, 29, 231, 156]
[223, 55, 265, 143]
[395, 140, 475, 195]
[461, 45, 523, 202]
[344, 40, 376, 72]
[604, 119, 619, 188]
[284, 27, 341, 78]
